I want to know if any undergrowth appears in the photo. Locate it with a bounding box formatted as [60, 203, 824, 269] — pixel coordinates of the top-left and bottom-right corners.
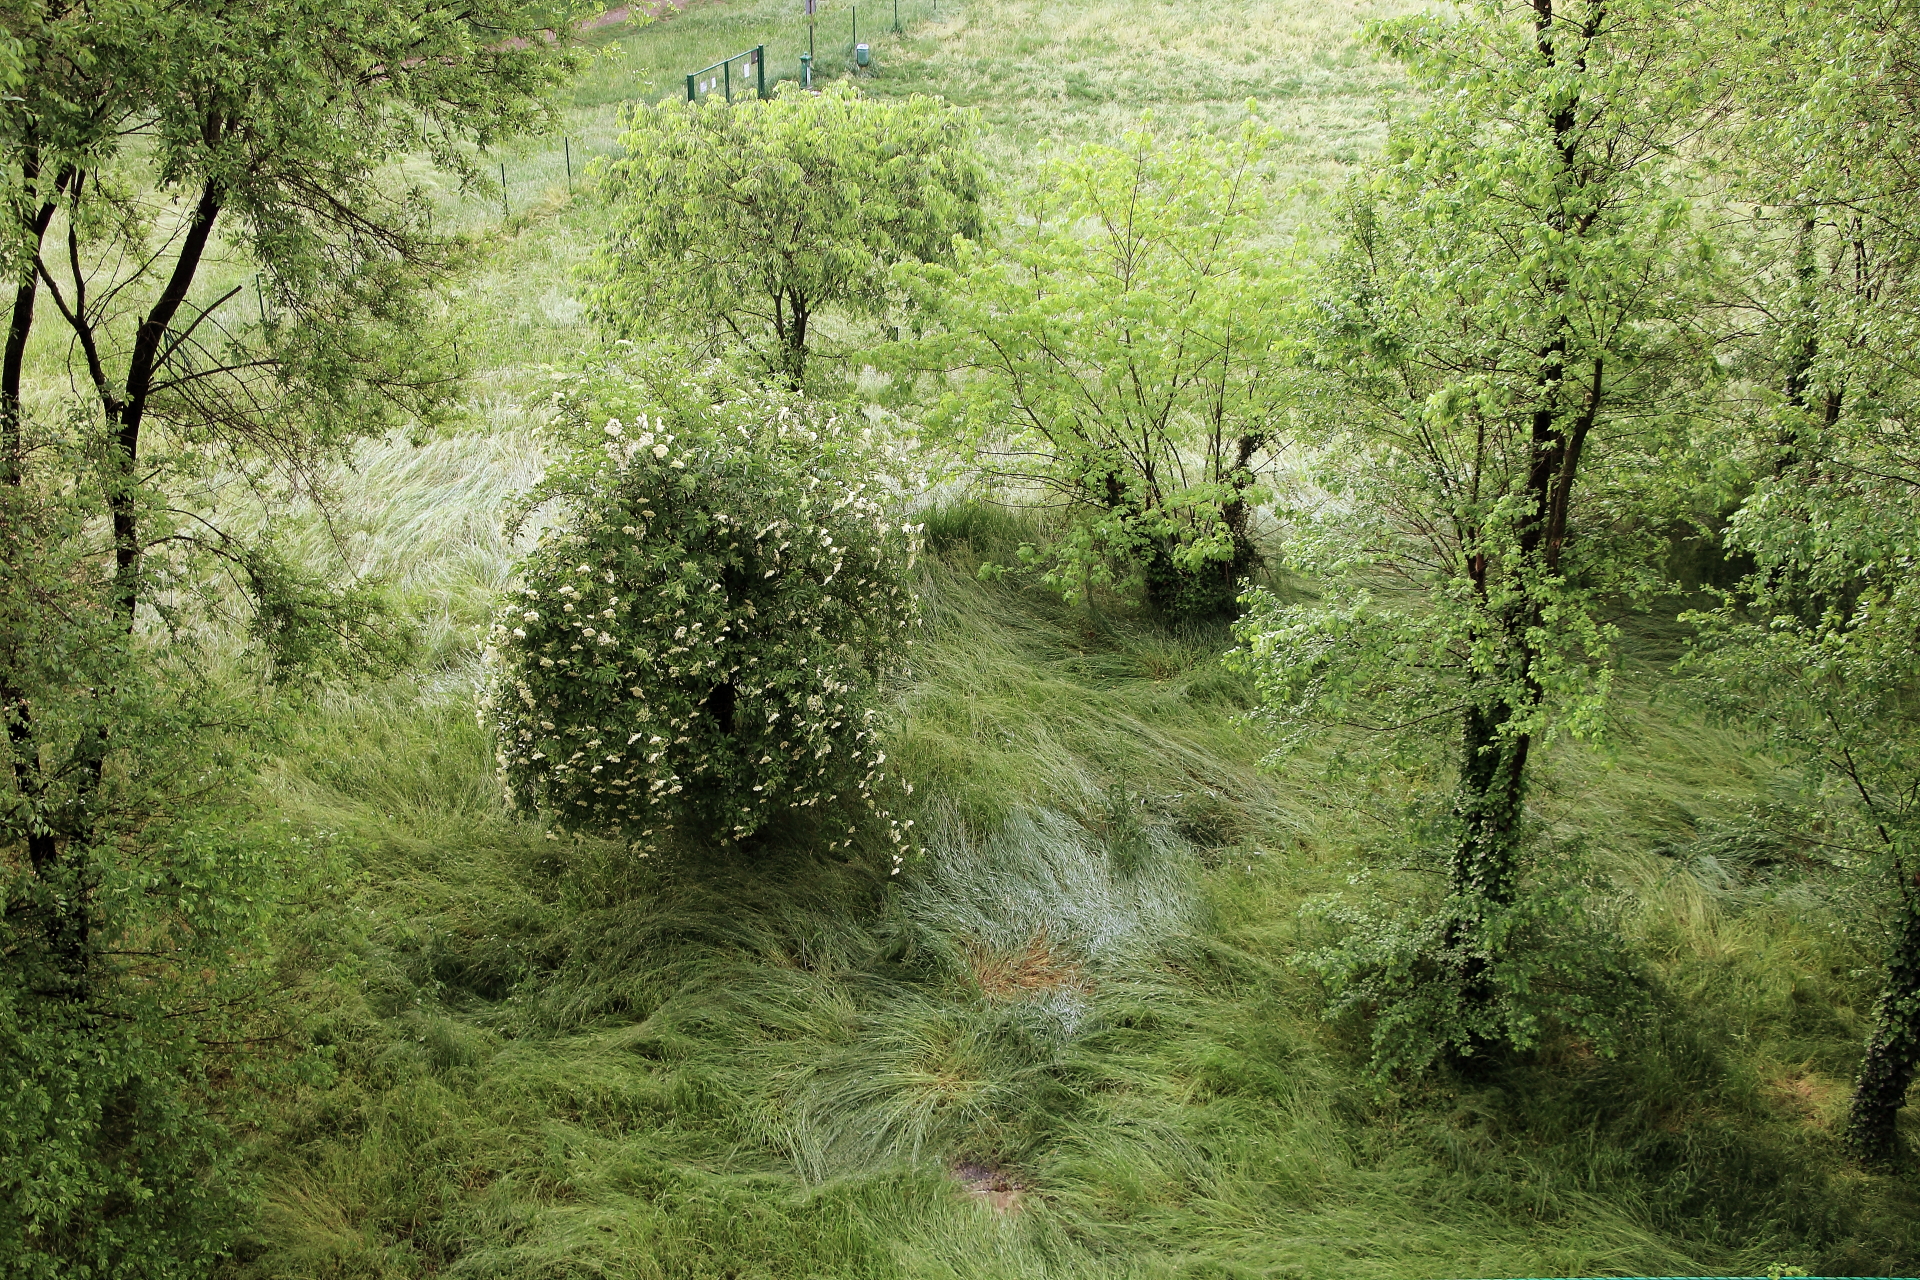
[225, 506, 1919, 1279]
[209, 6, 1920, 1276]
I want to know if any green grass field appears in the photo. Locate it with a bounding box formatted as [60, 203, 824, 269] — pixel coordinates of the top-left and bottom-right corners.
[223, 2, 1920, 1276]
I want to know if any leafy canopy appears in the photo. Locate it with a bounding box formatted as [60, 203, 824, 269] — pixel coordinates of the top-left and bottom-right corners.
[1232, 0, 1717, 1074]
[587, 83, 985, 390]
[0, 0, 573, 1268]
[896, 114, 1292, 619]
[1683, 0, 1920, 1164]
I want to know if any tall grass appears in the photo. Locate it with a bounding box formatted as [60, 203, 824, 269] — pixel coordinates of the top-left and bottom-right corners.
[206, 3, 1920, 1276]
[230, 531, 1919, 1279]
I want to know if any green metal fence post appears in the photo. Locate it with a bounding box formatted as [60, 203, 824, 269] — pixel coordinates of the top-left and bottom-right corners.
[852, 6, 857, 54]
[499, 162, 509, 219]
[756, 45, 767, 98]
[686, 72, 696, 101]
[893, 0, 901, 33]
[564, 137, 572, 193]
[724, 57, 732, 102]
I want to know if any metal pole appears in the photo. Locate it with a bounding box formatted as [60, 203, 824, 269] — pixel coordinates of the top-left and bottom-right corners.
[894, 0, 901, 33]
[686, 72, 696, 101]
[499, 162, 509, 218]
[724, 57, 732, 103]
[564, 137, 572, 192]
[809, 21, 815, 62]
[852, 6, 857, 53]
[756, 45, 767, 98]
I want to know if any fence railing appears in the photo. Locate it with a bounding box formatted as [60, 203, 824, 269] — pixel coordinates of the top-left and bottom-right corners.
[687, 46, 768, 103]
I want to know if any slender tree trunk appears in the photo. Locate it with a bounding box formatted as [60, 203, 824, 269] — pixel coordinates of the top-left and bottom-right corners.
[1780, 218, 1819, 418]
[1217, 431, 1265, 578]
[1, 149, 68, 482]
[1441, 0, 1589, 934]
[2, 150, 73, 934]
[782, 288, 809, 391]
[1442, 694, 1533, 1034]
[107, 177, 224, 623]
[1451, 701, 1531, 909]
[1849, 880, 1920, 1164]
[4, 168, 225, 998]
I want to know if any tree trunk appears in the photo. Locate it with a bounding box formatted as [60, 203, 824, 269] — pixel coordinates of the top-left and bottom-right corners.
[780, 288, 809, 391]
[2, 151, 86, 991]
[1141, 433, 1264, 622]
[1442, 696, 1533, 1029]
[1451, 701, 1530, 909]
[1848, 882, 1920, 1164]
[107, 177, 224, 621]
[1, 149, 67, 482]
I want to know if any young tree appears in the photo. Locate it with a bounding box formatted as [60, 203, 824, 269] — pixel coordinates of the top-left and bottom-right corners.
[896, 117, 1291, 620]
[586, 83, 985, 391]
[0, 0, 571, 1266]
[1686, 0, 1920, 1164]
[1232, 0, 1719, 1072]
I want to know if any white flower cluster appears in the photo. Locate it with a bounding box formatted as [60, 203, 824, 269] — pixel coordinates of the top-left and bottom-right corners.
[479, 380, 923, 861]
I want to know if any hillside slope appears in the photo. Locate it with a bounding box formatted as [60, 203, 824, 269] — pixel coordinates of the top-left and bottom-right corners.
[230, 2, 1920, 1276]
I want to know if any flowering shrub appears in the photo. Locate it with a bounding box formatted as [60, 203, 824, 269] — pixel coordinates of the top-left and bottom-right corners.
[480, 364, 923, 860]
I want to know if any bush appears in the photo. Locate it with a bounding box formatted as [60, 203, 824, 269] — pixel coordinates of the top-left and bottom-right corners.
[0, 824, 282, 1279]
[480, 364, 923, 857]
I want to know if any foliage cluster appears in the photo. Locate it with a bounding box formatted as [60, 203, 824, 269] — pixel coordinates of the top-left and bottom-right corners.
[480, 363, 923, 856]
[0, 453, 310, 1276]
[0, 0, 571, 1271]
[587, 83, 985, 390]
[896, 116, 1292, 621]
[1674, 0, 1920, 1161]
[1229, 0, 1716, 1074]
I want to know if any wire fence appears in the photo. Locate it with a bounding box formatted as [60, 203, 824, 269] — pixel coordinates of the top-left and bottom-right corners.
[693, 0, 943, 99]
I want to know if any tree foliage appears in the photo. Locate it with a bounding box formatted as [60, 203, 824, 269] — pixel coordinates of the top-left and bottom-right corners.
[1232, 0, 1717, 1073]
[1684, 0, 1920, 1164]
[0, 0, 572, 1266]
[587, 84, 985, 391]
[0, 426, 317, 1274]
[897, 116, 1291, 620]
[481, 362, 923, 860]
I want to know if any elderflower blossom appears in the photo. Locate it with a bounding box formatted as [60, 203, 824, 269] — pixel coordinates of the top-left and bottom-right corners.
[479, 369, 926, 867]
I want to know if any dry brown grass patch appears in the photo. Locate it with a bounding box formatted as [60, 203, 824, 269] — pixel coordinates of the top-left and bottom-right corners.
[963, 931, 1088, 1000]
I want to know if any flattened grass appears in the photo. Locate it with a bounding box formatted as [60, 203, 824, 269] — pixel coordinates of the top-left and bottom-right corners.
[224, 4, 1920, 1277]
[234, 529, 1920, 1278]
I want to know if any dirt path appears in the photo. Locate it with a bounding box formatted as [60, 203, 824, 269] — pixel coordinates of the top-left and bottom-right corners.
[575, 1, 686, 33]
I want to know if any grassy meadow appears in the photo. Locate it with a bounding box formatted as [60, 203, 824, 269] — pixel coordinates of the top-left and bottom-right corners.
[224, 1, 1920, 1276]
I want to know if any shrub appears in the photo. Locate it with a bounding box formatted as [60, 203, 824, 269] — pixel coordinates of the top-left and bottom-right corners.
[480, 364, 923, 858]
